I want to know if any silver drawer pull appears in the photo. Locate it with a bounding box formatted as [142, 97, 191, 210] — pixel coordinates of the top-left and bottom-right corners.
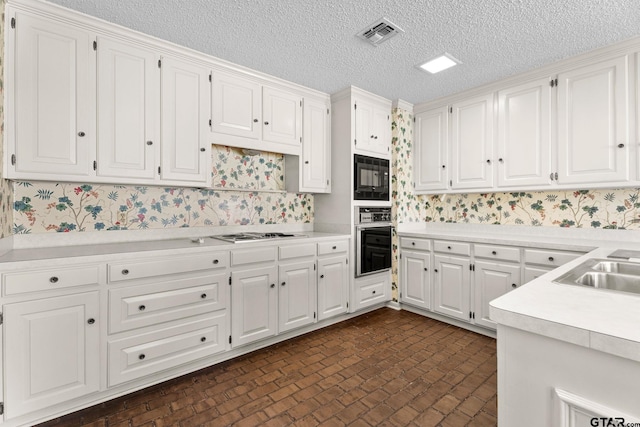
[372, 290, 376, 294]
[122, 269, 130, 275]
[213, 259, 219, 264]
[138, 305, 146, 311]
[270, 283, 275, 288]
[447, 246, 452, 250]
[548, 257, 554, 262]
[201, 337, 207, 343]
[139, 354, 145, 360]
[512, 284, 517, 288]
[332, 246, 337, 250]
[201, 293, 207, 299]
[49, 276, 59, 284]
[492, 251, 497, 255]
[412, 242, 416, 246]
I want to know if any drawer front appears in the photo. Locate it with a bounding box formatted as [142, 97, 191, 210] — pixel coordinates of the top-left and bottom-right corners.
[400, 237, 431, 251]
[474, 244, 521, 263]
[109, 273, 228, 334]
[279, 243, 316, 260]
[524, 249, 584, 267]
[355, 274, 390, 310]
[109, 252, 228, 283]
[433, 240, 471, 256]
[231, 247, 276, 266]
[107, 314, 227, 387]
[318, 240, 348, 256]
[4, 265, 100, 295]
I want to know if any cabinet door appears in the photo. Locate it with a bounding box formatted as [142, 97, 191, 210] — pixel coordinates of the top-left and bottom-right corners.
[497, 78, 552, 187]
[451, 93, 494, 190]
[474, 260, 521, 329]
[231, 265, 277, 347]
[523, 265, 552, 283]
[400, 250, 431, 310]
[433, 254, 470, 321]
[317, 256, 348, 320]
[414, 107, 449, 192]
[9, 9, 95, 178]
[263, 87, 302, 148]
[161, 56, 210, 184]
[211, 71, 261, 139]
[4, 292, 100, 418]
[354, 101, 390, 156]
[278, 260, 316, 333]
[301, 98, 330, 192]
[557, 56, 629, 184]
[97, 37, 158, 179]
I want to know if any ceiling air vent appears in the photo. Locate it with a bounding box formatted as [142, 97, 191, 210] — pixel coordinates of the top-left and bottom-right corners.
[357, 17, 403, 46]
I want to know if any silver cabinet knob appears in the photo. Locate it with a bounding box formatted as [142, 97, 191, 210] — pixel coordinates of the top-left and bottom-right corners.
[146, 141, 153, 146]
[78, 131, 86, 137]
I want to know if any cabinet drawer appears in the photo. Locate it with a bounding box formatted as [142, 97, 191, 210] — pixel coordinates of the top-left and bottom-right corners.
[107, 314, 227, 387]
[109, 252, 228, 283]
[400, 237, 430, 251]
[355, 275, 389, 309]
[524, 249, 584, 267]
[433, 240, 471, 256]
[3, 265, 100, 295]
[474, 244, 521, 262]
[231, 247, 276, 266]
[318, 240, 348, 256]
[279, 243, 316, 260]
[109, 273, 228, 334]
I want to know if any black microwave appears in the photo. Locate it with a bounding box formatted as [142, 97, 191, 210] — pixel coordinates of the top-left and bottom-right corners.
[354, 154, 390, 201]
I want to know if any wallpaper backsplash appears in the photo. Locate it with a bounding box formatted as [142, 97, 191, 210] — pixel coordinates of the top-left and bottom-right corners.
[12, 146, 312, 234]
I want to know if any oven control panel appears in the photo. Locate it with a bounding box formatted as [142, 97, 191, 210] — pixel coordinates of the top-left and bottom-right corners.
[357, 207, 392, 224]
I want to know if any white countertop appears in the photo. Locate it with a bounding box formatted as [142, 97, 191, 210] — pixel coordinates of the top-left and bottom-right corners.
[397, 222, 640, 363]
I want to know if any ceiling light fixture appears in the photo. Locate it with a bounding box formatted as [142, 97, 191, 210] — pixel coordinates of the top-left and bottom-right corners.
[418, 53, 461, 74]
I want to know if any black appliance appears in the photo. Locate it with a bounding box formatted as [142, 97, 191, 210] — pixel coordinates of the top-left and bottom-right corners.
[354, 154, 390, 201]
[355, 207, 393, 277]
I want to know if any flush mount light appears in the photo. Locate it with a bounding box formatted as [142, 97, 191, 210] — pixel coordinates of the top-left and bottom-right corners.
[418, 53, 461, 74]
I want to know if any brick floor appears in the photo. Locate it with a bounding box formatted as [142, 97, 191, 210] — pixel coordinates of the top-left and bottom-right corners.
[37, 308, 497, 426]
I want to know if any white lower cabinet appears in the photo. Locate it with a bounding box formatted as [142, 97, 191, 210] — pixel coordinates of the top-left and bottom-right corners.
[317, 255, 349, 320]
[400, 235, 587, 332]
[4, 292, 100, 419]
[474, 260, 520, 329]
[353, 273, 390, 311]
[231, 264, 278, 348]
[433, 254, 471, 321]
[278, 259, 316, 333]
[400, 249, 431, 310]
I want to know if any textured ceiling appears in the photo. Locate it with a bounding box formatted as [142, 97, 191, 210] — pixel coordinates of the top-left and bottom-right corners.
[46, 0, 640, 104]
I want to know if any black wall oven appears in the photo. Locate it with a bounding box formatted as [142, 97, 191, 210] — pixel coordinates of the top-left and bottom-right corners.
[355, 207, 393, 277]
[354, 154, 390, 201]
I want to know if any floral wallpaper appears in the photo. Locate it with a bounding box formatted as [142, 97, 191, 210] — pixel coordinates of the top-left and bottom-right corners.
[12, 146, 312, 233]
[0, 0, 14, 239]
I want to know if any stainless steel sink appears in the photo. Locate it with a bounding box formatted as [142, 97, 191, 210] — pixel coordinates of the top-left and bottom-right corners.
[553, 258, 640, 296]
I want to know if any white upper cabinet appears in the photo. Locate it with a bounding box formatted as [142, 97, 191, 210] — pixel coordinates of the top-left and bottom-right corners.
[556, 56, 629, 185]
[262, 86, 303, 148]
[291, 98, 331, 193]
[413, 107, 449, 192]
[211, 71, 261, 139]
[211, 70, 303, 155]
[96, 36, 159, 180]
[354, 97, 391, 157]
[497, 78, 552, 187]
[450, 93, 494, 190]
[7, 8, 96, 179]
[160, 56, 211, 185]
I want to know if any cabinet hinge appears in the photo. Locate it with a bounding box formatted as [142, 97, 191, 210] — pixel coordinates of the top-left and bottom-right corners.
[346, 301, 349, 308]
[449, 180, 452, 187]
[472, 312, 475, 319]
[157, 166, 161, 175]
[209, 73, 212, 82]
[10, 17, 15, 29]
[228, 335, 232, 344]
[93, 40, 97, 51]
[10, 154, 16, 166]
[300, 136, 302, 143]
[314, 263, 316, 271]
[158, 59, 161, 68]
[399, 253, 402, 259]
[354, 103, 357, 110]
[550, 78, 558, 87]
[327, 108, 330, 115]
[314, 312, 316, 319]
[449, 107, 452, 114]
[93, 160, 97, 171]
[469, 311, 473, 319]
[354, 139, 357, 145]
[0, 312, 3, 325]
[228, 276, 232, 285]
[0, 402, 4, 415]
[209, 119, 212, 127]
[413, 117, 415, 123]
[346, 258, 348, 265]
[300, 100, 302, 107]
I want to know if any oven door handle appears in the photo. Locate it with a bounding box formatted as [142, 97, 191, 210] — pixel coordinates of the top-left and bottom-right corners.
[355, 223, 394, 230]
